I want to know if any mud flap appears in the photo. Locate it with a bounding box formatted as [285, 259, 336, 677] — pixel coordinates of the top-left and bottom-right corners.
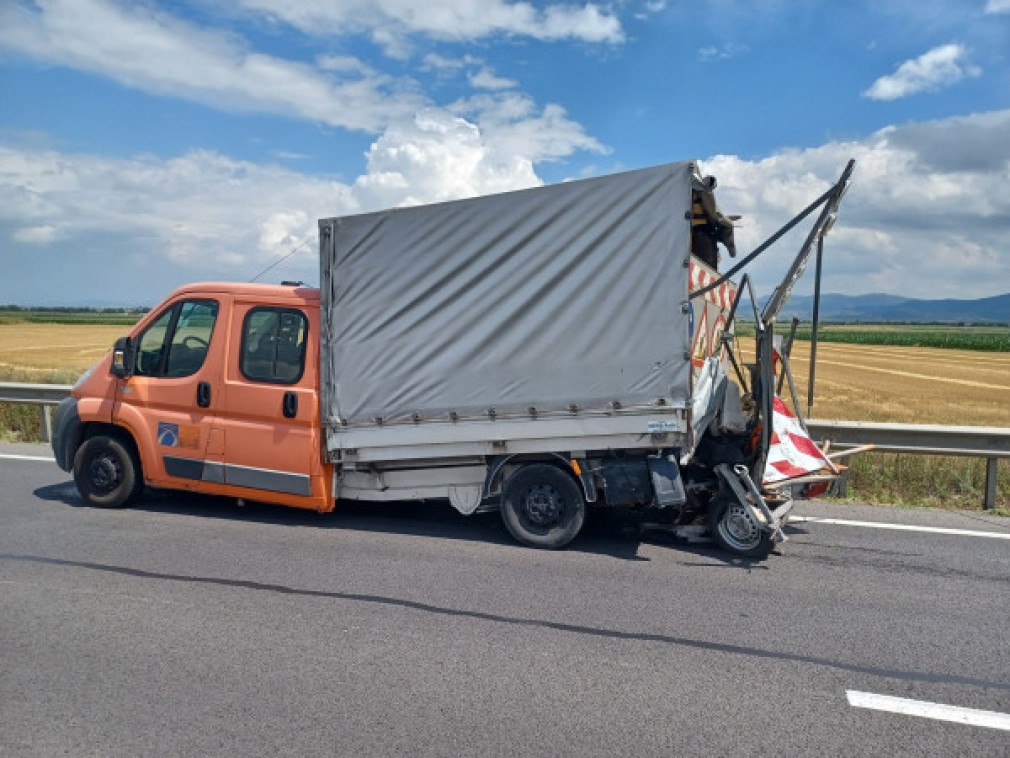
[648, 453, 687, 508]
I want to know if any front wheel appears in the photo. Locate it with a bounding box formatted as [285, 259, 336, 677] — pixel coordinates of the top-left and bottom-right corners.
[501, 464, 586, 549]
[708, 494, 774, 559]
[73, 435, 142, 508]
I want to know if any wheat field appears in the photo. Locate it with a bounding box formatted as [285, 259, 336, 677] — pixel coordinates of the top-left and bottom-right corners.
[736, 338, 1010, 427]
[0, 323, 126, 381]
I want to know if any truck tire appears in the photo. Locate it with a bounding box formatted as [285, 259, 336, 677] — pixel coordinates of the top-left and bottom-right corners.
[73, 435, 142, 508]
[501, 464, 585, 549]
[707, 494, 774, 559]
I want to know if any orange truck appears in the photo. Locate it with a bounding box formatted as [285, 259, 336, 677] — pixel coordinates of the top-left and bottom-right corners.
[52, 160, 852, 558]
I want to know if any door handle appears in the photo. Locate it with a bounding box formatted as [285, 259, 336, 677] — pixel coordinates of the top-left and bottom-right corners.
[197, 381, 212, 408]
[283, 391, 298, 419]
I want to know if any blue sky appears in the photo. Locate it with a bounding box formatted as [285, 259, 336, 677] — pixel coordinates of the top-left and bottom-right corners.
[1, 0, 1008, 305]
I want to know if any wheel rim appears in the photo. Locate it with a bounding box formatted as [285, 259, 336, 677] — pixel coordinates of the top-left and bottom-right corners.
[521, 483, 565, 530]
[88, 453, 122, 495]
[716, 501, 763, 551]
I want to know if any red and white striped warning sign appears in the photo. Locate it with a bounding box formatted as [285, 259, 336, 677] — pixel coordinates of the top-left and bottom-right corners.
[689, 261, 737, 310]
[763, 397, 832, 484]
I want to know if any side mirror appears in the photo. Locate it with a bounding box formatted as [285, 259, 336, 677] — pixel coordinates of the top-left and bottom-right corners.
[111, 336, 134, 378]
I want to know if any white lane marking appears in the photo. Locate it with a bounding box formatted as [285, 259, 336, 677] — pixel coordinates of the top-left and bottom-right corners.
[791, 516, 1010, 540]
[847, 690, 1010, 731]
[0, 453, 56, 462]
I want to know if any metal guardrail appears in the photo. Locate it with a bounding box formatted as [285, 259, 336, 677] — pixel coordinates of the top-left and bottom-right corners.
[0, 382, 73, 443]
[807, 419, 1009, 510]
[0, 382, 74, 405]
[1, 382, 1006, 509]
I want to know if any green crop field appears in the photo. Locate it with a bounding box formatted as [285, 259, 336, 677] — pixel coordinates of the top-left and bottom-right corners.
[735, 322, 1010, 351]
[0, 309, 144, 327]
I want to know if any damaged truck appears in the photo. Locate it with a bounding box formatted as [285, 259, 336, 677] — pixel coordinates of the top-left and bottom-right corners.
[52, 159, 854, 559]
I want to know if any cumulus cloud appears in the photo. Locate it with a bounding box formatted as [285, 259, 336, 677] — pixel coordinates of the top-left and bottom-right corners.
[234, 0, 624, 48]
[0, 0, 420, 132]
[863, 43, 981, 101]
[0, 146, 355, 277]
[0, 0, 606, 167]
[698, 109, 1010, 298]
[352, 109, 541, 209]
[469, 67, 518, 91]
[0, 105, 559, 296]
[3, 109, 1008, 303]
[454, 93, 607, 163]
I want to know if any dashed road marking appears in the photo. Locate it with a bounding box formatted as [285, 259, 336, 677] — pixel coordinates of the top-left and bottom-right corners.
[791, 516, 1010, 540]
[847, 690, 1010, 731]
[0, 454, 56, 462]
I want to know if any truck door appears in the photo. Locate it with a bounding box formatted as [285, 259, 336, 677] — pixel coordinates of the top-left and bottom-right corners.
[116, 297, 225, 487]
[214, 302, 321, 503]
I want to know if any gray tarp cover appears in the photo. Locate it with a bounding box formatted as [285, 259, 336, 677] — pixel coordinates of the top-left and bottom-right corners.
[319, 162, 696, 431]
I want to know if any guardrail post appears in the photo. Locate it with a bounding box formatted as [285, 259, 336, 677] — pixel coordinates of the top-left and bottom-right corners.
[984, 458, 998, 511]
[834, 455, 850, 497]
[39, 405, 54, 444]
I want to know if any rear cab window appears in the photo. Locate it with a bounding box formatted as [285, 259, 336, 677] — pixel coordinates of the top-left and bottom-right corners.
[240, 307, 308, 384]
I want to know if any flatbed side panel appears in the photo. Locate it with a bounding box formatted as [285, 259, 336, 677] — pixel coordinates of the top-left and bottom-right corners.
[330, 412, 689, 463]
[320, 162, 696, 448]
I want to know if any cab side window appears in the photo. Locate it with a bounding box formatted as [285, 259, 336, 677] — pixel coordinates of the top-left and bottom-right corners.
[240, 307, 308, 384]
[134, 300, 219, 378]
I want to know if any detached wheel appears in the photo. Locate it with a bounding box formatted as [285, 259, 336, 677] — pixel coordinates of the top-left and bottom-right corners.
[708, 494, 774, 559]
[501, 464, 586, 549]
[73, 435, 142, 508]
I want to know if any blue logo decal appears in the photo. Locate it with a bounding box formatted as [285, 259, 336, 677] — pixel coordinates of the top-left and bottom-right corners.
[157, 422, 179, 447]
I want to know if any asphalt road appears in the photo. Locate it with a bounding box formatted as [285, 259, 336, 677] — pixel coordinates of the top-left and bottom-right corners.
[2, 443, 1008, 756]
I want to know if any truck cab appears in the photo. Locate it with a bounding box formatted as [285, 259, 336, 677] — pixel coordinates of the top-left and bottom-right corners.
[53, 283, 334, 512]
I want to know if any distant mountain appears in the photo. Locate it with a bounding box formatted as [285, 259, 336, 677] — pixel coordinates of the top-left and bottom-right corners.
[776, 293, 1010, 324]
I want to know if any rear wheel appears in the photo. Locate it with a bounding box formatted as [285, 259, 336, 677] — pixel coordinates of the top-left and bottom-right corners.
[708, 494, 774, 559]
[501, 464, 585, 549]
[73, 435, 142, 508]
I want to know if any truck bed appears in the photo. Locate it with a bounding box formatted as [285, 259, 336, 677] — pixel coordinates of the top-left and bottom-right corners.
[318, 162, 699, 460]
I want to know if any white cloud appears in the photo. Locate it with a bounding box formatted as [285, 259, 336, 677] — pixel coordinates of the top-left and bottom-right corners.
[12, 224, 62, 244]
[421, 53, 480, 72]
[697, 110, 1010, 298]
[353, 109, 541, 208]
[469, 67, 517, 91]
[3, 110, 1008, 303]
[985, 0, 1010, 13]
[0, 105, 565, 290]
[0, 0, 605, 167]
[0, 0, 420, 132]
[863, 43, 981, 101]
[453, 93, 607, 163]
[235, 0, 624, 47]
[0, 146, 355, 279]
[698, 42, 749, 62]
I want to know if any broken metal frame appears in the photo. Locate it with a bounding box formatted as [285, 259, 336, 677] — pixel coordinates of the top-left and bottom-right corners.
[690, 159, 856, 486]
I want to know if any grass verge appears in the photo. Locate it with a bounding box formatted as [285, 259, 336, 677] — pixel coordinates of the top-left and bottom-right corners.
[835, 453, 1009, 514]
